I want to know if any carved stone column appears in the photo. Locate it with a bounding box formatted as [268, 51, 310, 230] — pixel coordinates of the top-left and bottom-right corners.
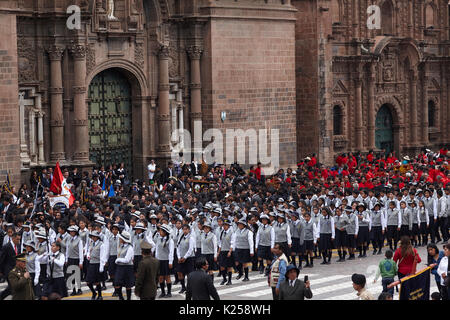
[18, 92, 30, 167]
[70, 44, 90, 163]
[47, 45, 66, 162]
[410, 70, 419, 147]
[187, 46, 203, 160]
[37, 111, 45, 165]
[421, 71, 429, 145]
[354, 75, 363, 150]
[367, 64, 376, 150]
[157, 45, 171, 154]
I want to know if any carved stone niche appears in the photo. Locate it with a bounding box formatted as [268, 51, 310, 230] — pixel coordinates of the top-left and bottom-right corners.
[333, 135, 348, 150]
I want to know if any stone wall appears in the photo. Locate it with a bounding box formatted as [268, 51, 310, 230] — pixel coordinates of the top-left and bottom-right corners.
[0, 11, 20, 187]
[202, 4, 297, 170]
[293, 0, 319, 161]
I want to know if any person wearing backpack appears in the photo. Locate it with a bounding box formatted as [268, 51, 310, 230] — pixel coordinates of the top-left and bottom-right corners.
[373, 249, 398, 296]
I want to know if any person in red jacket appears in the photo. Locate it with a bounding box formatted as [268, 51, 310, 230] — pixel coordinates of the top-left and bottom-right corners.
[393, 236, 421, 279]
[367, 150, 374, 163]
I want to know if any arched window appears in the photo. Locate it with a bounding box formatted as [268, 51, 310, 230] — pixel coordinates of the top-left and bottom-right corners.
[425, 3, 435, 28]
[428, 100, 435, 127]
[381, 0, 394, 36]
[333, 105, 343, 135]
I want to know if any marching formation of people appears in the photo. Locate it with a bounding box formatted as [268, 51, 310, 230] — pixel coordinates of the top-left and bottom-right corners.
[0, 147, 449, 300]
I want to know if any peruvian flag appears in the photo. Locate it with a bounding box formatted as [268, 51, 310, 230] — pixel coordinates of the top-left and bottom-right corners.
[49, 162, 75, 206]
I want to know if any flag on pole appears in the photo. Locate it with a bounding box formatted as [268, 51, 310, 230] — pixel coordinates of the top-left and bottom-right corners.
[108, 184, 115, 198]
[2, 172, 13, 195]
[399, 265, 432, 300]
[49, 162, 75, 207]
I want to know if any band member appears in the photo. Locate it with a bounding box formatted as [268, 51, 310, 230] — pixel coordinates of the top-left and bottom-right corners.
[288, 211, 302, 268]
[35, 229, 50, 299]
[301, 212, 317, 267]
[65, 225, 84, 296]
[194, 220, 203, 258]
[311, 206, 321, 258]
[356, 203, 371, 258]
[86, 230, 108, 300]
[55, 224, 69, 256]
[317, 207, 335, 264]
[409, 200, 420, 247]
[44, 242, 68, 298]
[369, 202, 385, 255]
[154, 224, 174, 298]
[386, 201, 401, 250]
[344, 206, 358, 260]
[218, 219, 235, 285]
[108, 223, 120, 295]
[231, 218, 254, 282]
[114, 231, 135, 300]
[417, 200, 430, 246]
[200, 221, 218, 281]
[399, 200, 413, 238]
[78, 219, 89, 281]
[20, 222, 34, 253]
[273, 212, 292, 263]
[171, 219, 183, 285]
[333, 207, 349, 262]
[24, 240, 39, 297]
[132, 222, 147, 273]
[176, 224, 196, 293]
[423, 190, 437, 243]
[255, 214, 275, 275]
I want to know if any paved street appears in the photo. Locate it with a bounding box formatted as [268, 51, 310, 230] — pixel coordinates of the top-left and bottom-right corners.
[1, 245, 439, 300]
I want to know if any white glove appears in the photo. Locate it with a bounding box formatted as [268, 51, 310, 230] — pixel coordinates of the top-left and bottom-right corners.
[34, 277, 39, 286]
[99, 265, 104, 273]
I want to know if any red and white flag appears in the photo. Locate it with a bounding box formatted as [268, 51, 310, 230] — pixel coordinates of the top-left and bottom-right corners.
[49, 162, 75, 206]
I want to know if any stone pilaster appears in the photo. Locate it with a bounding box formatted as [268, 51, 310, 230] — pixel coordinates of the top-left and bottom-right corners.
[157, 44, 171, 154]
[367, 64, 376, 150]
[47, 45, 66, 162]
[187, 45, 203, 160]
[421, 71, 429, 146]
[354, 75, 363, 151]
[409, 70, 419, 148]
[69, 44, 90, 163]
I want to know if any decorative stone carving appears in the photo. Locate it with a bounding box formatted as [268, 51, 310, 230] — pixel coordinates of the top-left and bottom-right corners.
[383, 67, 394, 82]
[168, 46, 179, 78]
[86, 45, 96, 76]
[47, 45, 64, 61]
[135, 42, 144, 67]
[69, 44, 86, 59]
[158, 45, 170, 59]
[187, 46, 203, 60]
[17, 37, 36, 83]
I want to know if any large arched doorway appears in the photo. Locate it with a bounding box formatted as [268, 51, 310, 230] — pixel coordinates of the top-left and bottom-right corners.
[375, 104, 394, 155]
[88, 69, 133, 172]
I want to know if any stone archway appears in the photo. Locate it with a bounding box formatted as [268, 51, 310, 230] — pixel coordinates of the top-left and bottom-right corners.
[374, 97, 403, 157]
[375, 104, 394, 155]
[86, 61, 148, 178]
[88, 69, 133, 173]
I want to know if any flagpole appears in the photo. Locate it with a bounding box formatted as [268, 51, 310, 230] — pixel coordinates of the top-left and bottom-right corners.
[31, 181, 40, 215]
[386, 264, 436, 289]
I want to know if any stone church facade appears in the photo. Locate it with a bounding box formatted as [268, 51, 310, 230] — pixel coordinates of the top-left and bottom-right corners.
[295, 0, 450, 164]
[0, 0, 448, 185]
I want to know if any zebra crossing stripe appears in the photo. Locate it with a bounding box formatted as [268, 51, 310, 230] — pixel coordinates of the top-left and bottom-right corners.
[238, 274, 347, 298]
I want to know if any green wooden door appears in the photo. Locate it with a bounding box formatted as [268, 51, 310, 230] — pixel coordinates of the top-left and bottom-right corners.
[88, 69, 133, 172]
[375, 105, 393, 155]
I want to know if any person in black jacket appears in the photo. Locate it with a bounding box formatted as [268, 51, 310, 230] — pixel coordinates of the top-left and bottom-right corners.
[0, 232, 22, 300]
[186, 256, 220, 300]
